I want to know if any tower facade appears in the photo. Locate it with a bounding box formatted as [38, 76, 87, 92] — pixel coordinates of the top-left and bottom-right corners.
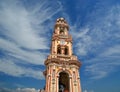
[44, 18, 81, 92]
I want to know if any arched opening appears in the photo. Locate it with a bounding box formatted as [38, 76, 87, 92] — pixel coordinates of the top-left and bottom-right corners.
[60, 30, 64, 34]
[65, 47, 69, 55]
[59, 72, 69, 92]
[60, 27, 64, 35]
[57, 45, 61, 54]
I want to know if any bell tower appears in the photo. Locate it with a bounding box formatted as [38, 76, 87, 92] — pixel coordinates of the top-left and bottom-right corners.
[44, 18, 82, 92]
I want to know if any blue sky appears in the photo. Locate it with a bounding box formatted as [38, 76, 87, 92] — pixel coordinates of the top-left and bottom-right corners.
[0, 0, 120, 92]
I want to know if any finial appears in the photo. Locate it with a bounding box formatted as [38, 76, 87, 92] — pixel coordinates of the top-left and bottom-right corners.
[55, 17, 69, 30]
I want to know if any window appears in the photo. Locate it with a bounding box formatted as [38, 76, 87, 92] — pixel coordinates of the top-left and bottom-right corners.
[57, 45, 61, 54]
[65, 47, 68, 55]
[59, 72, 69, 92]
[60, 27, 64, 34]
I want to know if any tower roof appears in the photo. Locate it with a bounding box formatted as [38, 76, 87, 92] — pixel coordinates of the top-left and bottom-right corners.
[55, 17, 69, 30]
[56, 17, 66, 22]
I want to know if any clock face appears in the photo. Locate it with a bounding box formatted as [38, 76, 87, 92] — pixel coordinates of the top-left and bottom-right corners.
[60, 39, 65, 45]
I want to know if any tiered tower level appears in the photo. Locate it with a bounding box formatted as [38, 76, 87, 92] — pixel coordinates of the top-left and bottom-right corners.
[44, 18, 82, 92]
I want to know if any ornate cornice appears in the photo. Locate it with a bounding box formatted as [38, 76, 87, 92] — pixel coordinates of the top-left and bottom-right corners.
[54, 17, 69, 30]
[52, 34, 72, 42]
[44, 57, 81, 68]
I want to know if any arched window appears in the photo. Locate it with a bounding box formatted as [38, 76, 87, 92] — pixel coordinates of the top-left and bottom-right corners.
[59, 72, 69, 92]
[60, 30, 64, 34]
[60, 27, 64, 34]
[65, 46, 68, 55]
[57, 45, 61, 54]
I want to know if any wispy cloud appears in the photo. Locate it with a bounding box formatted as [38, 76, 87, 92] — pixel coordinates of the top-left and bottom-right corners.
[85, 45, 120, 79]
[71, 3, 120, 79]
[0, 0, 62, 79]
[0, 0, 57, 49]
[0, 87, 39, 92]
[71, 27, 92, 56]
[0, 38, 46, 65]
[0, 59, 44, 79]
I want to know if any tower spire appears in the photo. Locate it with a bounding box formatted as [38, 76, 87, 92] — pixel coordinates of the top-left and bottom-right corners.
[51, 17, 72, 56]
[43, 18, 82, 92]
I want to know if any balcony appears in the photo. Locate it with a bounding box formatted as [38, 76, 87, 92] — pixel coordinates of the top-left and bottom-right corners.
[47, 54, 77, 61]
[44, 54, 81, 67]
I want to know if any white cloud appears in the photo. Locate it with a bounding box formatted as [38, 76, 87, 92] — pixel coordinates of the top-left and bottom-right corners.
[83, 89, 88, 92]
[0, 87, 40, 92]
[16, 88, 39, 92]
[0, 0, 62, 79]
[101, 45, 120, 57]
[71, 27, 92, 56]
[83, 89, 94, 92]
[0, 0, 48, 49]
[0, 59, 44, 79]
[0, 38, 46, 65]
[84, 39, 120, 79]
[71, 4, 120, 79]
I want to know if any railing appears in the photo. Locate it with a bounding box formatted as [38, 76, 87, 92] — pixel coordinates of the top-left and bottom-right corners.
[53, 34, 72, 39]
[45, 54, 81, 67]
[59, 35, 68, 38]
[47, 54, 78, 61]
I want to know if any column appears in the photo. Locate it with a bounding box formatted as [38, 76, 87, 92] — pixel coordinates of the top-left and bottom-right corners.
[61, 46, 65, 55]
[56, 75, 59, 92]
[69, 76, 72, 92]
